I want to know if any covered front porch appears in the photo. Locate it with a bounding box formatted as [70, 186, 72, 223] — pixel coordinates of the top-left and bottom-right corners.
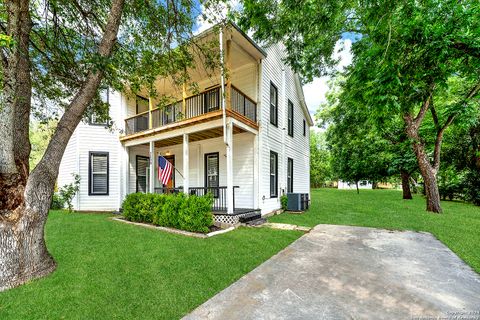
[121, 118, 260, 222]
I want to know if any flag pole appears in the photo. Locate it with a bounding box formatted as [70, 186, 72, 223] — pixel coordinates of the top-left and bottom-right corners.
[158, 154, 184, 179]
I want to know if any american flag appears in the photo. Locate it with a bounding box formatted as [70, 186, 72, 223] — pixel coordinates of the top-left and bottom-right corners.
[158, 156, 173, 185]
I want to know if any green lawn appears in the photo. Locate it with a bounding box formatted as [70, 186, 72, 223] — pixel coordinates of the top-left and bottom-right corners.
[270, 188, 480, 273]
[2, 190, 479, 319]
[0, 211, 302, 319]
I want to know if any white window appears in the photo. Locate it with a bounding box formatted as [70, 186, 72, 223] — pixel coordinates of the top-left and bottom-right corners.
[270, 151, 278, 197]
[270, 82, 278, 126]
[136, 156, 149, 193]
[288, 100, 294, 137]
[287, 158, 293, 193]
[89, 152, 109, 195]
[89, 89, 110, 126]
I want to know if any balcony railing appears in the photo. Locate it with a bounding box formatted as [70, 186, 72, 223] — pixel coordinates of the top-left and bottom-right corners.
[231, 85, 257, 122]
[125, 111, 149, 136]
[124, 85, 256, 136]
[154, 186, 239, 212]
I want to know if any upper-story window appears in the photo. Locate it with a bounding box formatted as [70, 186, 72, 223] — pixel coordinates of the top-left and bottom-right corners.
[136, 95, 149, 114]
[135, 95, 149, 132]
[303, 119, 306, 136]
[288, 100, 294, 137]
[89, 89, 109, 126]
[270, 82, 278, 126]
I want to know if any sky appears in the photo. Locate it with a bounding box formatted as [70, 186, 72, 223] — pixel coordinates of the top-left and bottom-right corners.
[303, 39, 353, 122]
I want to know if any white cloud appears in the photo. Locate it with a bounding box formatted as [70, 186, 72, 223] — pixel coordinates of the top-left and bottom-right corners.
[303, 39, 353, 122]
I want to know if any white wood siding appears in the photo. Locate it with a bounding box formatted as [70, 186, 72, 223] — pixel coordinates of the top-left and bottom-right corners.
[258, 43, 311, 214]
[127, 132, 255, 209]
[58, 90, 126, 211]
[58, 42, 310, 213]
[57, 129, 78, 197]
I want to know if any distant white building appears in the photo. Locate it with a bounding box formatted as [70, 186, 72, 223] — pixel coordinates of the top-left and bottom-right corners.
[338, 180, 373, 190]
[57, 23, 313, 223]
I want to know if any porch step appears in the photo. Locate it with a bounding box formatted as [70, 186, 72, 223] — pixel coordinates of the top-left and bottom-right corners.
[244, 217, 267, 226]
[238, 211, 262, 223]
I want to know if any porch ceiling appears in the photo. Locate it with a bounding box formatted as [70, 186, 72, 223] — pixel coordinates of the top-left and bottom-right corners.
[154, 125, 246, 148]
[147, 25, 261, 100]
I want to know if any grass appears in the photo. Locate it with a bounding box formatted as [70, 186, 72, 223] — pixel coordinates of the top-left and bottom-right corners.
[0, 211, 302, 319]
[2, 189, 479, 318]
[270, 188, 480, 273]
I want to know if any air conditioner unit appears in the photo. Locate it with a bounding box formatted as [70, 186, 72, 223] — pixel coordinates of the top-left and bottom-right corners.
[287, 193, 309, 211]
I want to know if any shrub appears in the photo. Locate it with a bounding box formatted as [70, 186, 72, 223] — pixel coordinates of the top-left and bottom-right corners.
[59, 174, 81, 212]
[463, 169, 480, 206]
[438, 168, 465, 201]
[123, 193, 167, 223]
[122, 192, 214, 233]
[51, 193, 65, 210]
[178, 194, 213, 233]
[280, 195, 288, 211]
[50, 173, 80, 211]
[154, 193, 185, 228]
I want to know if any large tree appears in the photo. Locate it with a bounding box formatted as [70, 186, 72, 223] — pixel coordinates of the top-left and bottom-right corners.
[309, 130, 333, 188]
[316, 82, 392, 193]
[317, 77, 417, 199]
[238, 0, 480, 212]
[0, 0, 223, 291]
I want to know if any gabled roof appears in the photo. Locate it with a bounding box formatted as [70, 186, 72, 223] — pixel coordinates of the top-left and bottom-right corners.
[194, 21, 267, 61]
[294, 74, 314, 126]
[198, 22, 313, 127]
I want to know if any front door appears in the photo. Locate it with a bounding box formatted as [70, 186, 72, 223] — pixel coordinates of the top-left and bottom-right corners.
[163, 155, 175, 189]
[205, 152, 219, 197]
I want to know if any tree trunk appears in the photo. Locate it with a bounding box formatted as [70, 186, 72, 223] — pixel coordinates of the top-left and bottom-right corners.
[355, 181, 359, 194]
[410, 139, 442, 213]
[0, 209, 55, 291]
[400, 170, 413, 200]
[403, 92, 443, 213]
[0, 0, 125, 291]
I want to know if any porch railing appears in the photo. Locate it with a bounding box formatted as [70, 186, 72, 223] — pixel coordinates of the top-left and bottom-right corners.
[189, 186, 239, 212]
[154, 185, 239, 212]
[154, 187, 183, 194]
[124, 85, 256, 136]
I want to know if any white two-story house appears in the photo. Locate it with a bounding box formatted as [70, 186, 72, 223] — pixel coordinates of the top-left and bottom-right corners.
[58, 23, 313, 223]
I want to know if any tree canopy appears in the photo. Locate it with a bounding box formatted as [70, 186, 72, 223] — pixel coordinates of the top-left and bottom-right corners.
[0, 0, 226, 291]
[239, 0, 480, 212]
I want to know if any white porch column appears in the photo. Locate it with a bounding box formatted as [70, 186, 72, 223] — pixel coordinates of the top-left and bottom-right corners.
[226, 121, 234, 214]
[120, 145, 129, 208]
[183, 133, 189, 194]
[149, 141, 155, 193]
[253, 134, 259, 209]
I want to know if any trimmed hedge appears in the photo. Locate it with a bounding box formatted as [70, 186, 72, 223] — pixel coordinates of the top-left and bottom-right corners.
[122, 192, 214, 233]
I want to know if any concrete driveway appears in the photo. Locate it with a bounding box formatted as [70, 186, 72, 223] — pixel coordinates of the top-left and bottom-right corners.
[184, 225, 480, 320]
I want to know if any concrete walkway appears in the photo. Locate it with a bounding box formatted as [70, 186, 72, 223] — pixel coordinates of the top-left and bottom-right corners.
[184, 225, 480, 320]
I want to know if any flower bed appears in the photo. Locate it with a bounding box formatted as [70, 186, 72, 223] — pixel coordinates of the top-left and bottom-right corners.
[122, 193, 214, 233]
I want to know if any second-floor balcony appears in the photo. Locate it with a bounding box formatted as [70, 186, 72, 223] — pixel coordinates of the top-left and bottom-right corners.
[124, 85, 257, 136]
